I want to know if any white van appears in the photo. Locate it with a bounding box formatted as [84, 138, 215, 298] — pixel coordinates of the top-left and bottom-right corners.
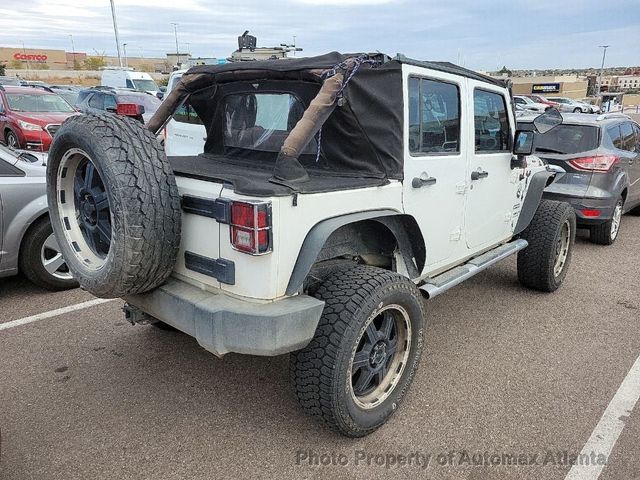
[164, 69, 206, 156]
[100, 68, 159, 95]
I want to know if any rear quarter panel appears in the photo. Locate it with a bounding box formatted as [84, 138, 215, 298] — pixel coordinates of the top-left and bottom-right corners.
[218, 182, 404, 300]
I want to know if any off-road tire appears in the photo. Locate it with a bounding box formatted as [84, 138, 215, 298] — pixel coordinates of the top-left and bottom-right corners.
[46, 114, 181, 298]
[589, 198, 623, 245]
[19, 217, 78, 291]
[290, 264, 425, 437]
[517, 200, 576, 292]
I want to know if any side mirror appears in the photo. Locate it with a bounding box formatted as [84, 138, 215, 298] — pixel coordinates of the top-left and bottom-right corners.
[533, 107, 562, 134]
[513, 130, 534, 156]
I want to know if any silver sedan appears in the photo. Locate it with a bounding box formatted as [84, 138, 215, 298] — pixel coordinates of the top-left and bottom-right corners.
[0, 145, 77, 290]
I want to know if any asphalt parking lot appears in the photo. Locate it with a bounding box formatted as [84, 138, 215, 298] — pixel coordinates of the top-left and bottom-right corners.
[1, 219, 639, 480]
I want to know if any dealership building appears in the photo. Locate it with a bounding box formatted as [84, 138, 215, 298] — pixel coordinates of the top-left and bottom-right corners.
[510, 75, 589, 99]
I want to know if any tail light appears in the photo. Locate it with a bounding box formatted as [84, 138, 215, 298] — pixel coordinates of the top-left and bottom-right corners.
[230, 201, 272, 255]
[569, 155, 619, 172]
[116, 103, 145, 117]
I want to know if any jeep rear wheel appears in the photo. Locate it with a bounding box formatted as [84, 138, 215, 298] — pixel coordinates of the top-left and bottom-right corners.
[517, 200, 576, 292]
[290, 265, 424, 437]
[46, 114, 181, 298]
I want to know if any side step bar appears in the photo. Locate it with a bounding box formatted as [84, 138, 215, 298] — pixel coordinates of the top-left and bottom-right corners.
[419, 239, 528, 299]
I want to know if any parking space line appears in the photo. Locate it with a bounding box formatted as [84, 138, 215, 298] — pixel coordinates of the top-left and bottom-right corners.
[0, 298, 116, 332]
[565, 354, 640, 480]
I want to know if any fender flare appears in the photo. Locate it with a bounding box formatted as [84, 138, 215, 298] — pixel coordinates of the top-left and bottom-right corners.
[514, 170, 554, 235]
[285, 210, 425, 296]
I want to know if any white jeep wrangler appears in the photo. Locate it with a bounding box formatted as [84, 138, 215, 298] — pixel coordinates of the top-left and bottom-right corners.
[46, 53, 575, 437]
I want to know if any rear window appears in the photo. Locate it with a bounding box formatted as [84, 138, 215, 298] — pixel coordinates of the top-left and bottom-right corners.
[523, 123, 599, 155]
[223, 93, 313, 153]
[118, 94, 161, 114]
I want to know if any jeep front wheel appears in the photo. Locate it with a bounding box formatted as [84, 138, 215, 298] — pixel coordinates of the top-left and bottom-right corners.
[290, 265, 425, 437]
[517, 200, 576, 292]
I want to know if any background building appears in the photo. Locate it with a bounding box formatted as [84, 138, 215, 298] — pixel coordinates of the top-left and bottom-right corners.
[510, 75, 588, 99]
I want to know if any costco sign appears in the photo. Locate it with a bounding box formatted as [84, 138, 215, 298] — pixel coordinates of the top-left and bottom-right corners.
[13, 52, 48, 62]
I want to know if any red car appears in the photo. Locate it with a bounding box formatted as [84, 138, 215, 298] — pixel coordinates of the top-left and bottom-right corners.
[0, 86, 77, 151]
[524, 94, 559, 107]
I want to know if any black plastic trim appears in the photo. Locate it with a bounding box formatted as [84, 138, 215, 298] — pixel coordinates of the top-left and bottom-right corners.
[181, 195, 231, 223]
[514, 170, 554, 235]
[285, 209, 410, 296]
[184, 251, 235, 285]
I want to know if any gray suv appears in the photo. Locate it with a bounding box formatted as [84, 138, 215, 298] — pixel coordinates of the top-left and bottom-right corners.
[519, 113, 640, 245]
[0, 145, 77, 289]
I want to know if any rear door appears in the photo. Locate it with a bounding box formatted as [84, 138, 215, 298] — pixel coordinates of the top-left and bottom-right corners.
[464, 84, 517, 250]
[402, 66, 468, 271]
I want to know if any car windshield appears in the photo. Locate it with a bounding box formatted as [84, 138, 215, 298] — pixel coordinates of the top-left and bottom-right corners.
[56, 91, 80, 106]
[132, 79, 158, 91]
[118, 94, 161, 114]
[524, 123, 600, 154]
[6, 93, 75, 112]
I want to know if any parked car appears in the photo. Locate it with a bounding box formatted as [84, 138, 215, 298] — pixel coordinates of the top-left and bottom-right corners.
[0, 144, 77, 290]
[50, 85, 82, 107]
[546, 97, 599, 114]
[525, 94, 559, 107]
[100, 68, 159, 95]
[76, 86, 161, 124]
[164, 68, 206, 156]
[519, 112, 640, 245]
[0, 76, 21, 86]
[47, 52, 575, 437]
[0, 85, 77, 151]
[513, 95, 549, 112]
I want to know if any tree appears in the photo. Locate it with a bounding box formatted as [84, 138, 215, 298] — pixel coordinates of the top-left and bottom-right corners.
[83, 56, 106, 70]
[0, 63, 5, 76]
[497, 65, 512, 76]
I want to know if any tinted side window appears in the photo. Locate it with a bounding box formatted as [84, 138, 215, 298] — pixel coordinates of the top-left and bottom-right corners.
[88, 93, 104, 110]
[125, 79, 134, 89]
[620, 122, 635, 152]
[474, 89, 511, 152]
[634, 124, 640, 152]
[408, 77, 460, 154]
[607, 125, 623, 149]
[173, 101, 203, 125]
[0, 158, 25, 177]
[104, 94, 117, 111]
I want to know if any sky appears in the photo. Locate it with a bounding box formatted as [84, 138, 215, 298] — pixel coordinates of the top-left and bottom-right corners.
[0, 0, 638, 71]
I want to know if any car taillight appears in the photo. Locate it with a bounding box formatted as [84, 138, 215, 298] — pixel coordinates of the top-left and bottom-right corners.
[230, 201, 272, 255]
[116, 103, 143, 116]
[569, 155, 619, 172]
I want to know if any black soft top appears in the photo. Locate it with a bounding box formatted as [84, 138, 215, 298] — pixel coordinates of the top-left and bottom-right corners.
[150, 52, 508, 194]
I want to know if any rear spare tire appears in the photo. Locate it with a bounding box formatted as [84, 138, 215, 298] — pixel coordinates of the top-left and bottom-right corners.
[46, 114, 181, 298]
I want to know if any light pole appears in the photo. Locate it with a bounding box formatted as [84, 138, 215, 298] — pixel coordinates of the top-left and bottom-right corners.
[21, 41, 30, 71]
[171, 23, 180, 67]
[596, 45, 610, 97]
[69, 34, 76, 69]
[123, 43, 128, 68]
[110, 0, 123, 67]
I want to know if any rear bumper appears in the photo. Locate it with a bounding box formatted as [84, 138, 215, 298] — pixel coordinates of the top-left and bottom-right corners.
[543, 174, 617, 225]
[124, 278, 325, 357]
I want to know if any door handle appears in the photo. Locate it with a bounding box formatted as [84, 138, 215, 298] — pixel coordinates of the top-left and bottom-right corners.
[412, 175, 437, 188]
[471, 170, 489, 181]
